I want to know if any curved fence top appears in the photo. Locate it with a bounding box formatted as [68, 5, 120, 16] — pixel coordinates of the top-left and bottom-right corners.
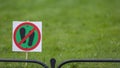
[57, 59, 120, 68]
[1, 58, 120, 68]
[0, 59, 48, 68]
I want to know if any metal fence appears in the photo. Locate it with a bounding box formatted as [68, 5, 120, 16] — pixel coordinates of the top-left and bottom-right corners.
[1, 58, 120, 68]
[57, 59, 120, 68]
[0, 59, 48, 68]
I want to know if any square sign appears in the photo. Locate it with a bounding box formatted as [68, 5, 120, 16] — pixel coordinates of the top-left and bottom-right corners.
[12, 21, 42, 52]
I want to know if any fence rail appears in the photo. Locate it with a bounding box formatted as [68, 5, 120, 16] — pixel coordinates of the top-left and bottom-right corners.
[1, 58, 120, 68]
[0, 59, 48, 68]
[57, 59, 120, 68]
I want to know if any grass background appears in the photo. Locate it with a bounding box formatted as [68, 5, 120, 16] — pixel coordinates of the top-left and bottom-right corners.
[0, 0, 120, 68]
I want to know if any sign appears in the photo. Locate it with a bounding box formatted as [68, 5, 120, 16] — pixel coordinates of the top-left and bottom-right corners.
[12, 21, 42, 52]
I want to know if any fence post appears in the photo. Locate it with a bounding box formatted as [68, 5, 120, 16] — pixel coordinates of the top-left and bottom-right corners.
[50, 58, 56, 68]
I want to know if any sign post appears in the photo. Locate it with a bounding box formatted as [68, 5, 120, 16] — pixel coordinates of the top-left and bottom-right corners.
[25, 52, 28, 67]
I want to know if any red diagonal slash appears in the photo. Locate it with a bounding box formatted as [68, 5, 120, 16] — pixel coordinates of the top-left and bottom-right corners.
[18, 28, 36, 45]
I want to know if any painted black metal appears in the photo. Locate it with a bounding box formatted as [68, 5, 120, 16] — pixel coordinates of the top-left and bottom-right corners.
[1, 58, 120, 68]
[57, 59, 120, 68]
[0, 59, 48, 68]
[50, 58, 56, 68]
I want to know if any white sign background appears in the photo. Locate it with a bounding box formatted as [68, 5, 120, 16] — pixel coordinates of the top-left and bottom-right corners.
[12, 21, 42, 52]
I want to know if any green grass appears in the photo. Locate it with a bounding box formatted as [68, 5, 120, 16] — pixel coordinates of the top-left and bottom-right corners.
[0, 0, 120, 68]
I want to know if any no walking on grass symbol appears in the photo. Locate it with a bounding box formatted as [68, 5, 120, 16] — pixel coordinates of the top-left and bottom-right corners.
[12, 21, 42, 52]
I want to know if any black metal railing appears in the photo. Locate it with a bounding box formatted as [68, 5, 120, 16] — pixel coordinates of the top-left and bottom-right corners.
[57, 59, 120, 68]
[0, 59, 48, 68]
[1, 58, 120, 68]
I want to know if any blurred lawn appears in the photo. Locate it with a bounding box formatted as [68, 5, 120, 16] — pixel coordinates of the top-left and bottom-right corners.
[0, 0, 120, 68]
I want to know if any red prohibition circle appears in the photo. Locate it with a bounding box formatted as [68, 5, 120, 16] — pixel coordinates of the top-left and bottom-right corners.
[13, 22, 41, 51]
